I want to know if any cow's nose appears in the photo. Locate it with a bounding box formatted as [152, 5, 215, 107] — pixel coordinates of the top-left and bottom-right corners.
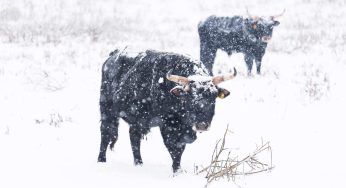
[262, 36, 271, 42]
[193, 122, 210, 132]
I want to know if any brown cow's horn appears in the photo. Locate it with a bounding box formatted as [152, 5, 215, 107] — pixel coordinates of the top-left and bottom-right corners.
[271, 9, 286, 19]
[166, 70, 189, 86]
[212, 67, 237, 85]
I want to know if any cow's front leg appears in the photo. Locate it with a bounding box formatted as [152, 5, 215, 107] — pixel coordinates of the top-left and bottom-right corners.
[256, 61, 261, 74]
[129, 126, 143, 165]
[200, 41, 217, 75]
[160, 125, 186, 173]
[170, 144, 186, 173]
[244, 54, 254, 76]
[255, 56, 263, 74]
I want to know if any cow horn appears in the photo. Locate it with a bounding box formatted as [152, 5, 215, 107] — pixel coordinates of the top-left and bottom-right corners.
[166, 70, 189, 86]
[271, 9, 286, 19]
[212, 67, 237, 85]
[246, 7, 259, 20]
[246, 7, 251, 17]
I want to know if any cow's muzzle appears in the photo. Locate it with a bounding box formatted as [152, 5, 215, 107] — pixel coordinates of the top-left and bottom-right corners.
[192, 122, 210, 132]
[262, 36, 272, 43]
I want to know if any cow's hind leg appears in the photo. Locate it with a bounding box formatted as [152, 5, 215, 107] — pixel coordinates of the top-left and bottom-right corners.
[160, 125, 186, 173]
[98, 94, 119, 162]
[98, 117, 119, 162]
[129, 125, 144, 165]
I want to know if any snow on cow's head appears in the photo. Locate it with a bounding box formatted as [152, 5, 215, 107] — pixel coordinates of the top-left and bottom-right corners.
[245, 9, 284, 43]
[167, 68, 237, 132]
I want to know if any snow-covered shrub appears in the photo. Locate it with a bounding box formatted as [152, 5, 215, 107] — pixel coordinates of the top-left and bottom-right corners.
[301, 64, 330, 101]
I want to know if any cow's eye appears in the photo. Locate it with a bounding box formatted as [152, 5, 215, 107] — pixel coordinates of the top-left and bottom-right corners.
[197, 88, 204, 93]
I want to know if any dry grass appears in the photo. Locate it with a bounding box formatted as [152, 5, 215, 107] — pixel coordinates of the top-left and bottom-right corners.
[195, 125, 274, 187]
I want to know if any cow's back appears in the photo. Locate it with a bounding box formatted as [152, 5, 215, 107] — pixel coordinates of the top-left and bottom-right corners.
[113, 50, 198, 113]
[102, 50, 208, 122]
[102, 50, 138, 88]
[199, 16, 244, 38]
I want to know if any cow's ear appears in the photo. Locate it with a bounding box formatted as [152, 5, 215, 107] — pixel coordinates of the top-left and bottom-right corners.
[170, 86, 187, 97]
[272, 20, 280, 26]
[217, 87, 230, 99]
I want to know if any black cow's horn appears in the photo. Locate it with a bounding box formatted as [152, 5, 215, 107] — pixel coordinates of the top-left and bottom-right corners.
[271, 9, 286, 19]
[212, 67, 237, 85]
[166, 70, 189, 86]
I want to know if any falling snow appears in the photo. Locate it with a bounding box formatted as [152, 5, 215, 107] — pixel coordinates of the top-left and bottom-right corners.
[0, 0, 346, 188]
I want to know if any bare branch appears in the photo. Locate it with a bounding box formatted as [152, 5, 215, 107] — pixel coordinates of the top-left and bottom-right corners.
[196, 126, 274, 187]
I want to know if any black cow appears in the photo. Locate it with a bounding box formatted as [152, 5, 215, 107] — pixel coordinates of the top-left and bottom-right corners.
[97, 49, 236, 173]
[198, 11, 283, 75]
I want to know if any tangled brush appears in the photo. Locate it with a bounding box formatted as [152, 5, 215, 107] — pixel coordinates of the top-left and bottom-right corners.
[195, 125, 274, 187]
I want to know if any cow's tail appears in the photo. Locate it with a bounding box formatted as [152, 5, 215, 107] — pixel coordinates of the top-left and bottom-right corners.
[99, 70, 120, 152]
[109, 127, 118, 150]
[99, 50, 122, 152]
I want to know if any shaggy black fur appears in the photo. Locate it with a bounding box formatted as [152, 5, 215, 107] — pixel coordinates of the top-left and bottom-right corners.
[198, 15, 280, 75]
[97, 49, 230, 172]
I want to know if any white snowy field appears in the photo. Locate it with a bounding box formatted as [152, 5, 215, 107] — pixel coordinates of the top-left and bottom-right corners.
[0, 0, 346, 187]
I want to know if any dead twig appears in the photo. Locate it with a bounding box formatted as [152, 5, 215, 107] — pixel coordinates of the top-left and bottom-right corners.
[196, 125, 274, 187]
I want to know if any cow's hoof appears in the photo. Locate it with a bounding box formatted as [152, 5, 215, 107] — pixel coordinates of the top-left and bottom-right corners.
[134, 159, 143, 166]
[172, 168, 183, 177]
[98, 156, 106, 162]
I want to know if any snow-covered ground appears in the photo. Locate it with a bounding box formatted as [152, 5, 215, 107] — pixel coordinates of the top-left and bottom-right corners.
[1, 0, 345, 187]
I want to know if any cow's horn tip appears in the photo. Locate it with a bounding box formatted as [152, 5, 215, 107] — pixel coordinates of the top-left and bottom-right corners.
[166, 69, 173, 79]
